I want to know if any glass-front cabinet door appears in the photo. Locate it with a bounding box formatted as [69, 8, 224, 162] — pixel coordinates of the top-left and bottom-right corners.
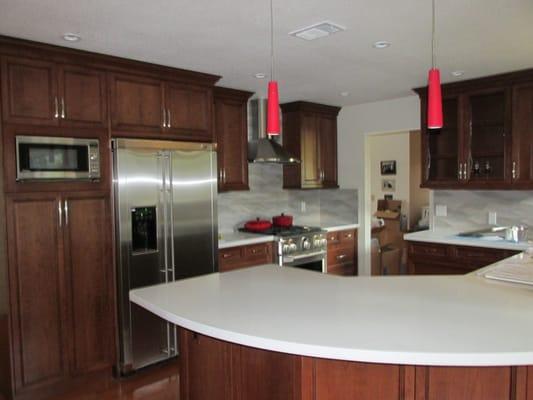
[465, 88, 510, 184]
[424, 96, 462, 185]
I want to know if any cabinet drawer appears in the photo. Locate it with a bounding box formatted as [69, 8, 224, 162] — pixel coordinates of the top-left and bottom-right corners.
[408, 242, 449, 259]
[218, 247, 243, 271]
[218, 242, 273, 272]
[339, 229, 356, 246]
[244, 243, 271, 263]
[327, 229, 356, 250]
[328, 263, 356, 276]
[328, 248, 355, 268]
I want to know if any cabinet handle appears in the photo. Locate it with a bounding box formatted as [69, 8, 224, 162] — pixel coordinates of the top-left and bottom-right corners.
[336, 254, 347, 260]
[58, 200, 62, 227]
[458, 163, 462, 180]
[222, 253, 231, 259]
[512, 161, 517, 180]
[345, 234, 352, 238]
[162, 109, 167, 128]
[222, 168, 226, 183]
[64, 200, 69, 225]
[60, 97, 65, 119]
[54, 97, 59, 119]
[167, 109, 171, 128]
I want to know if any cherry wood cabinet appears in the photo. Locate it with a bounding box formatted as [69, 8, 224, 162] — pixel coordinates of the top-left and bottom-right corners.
[218, 242, 274, 272]
[407, 241, 519, 275]
[5, 191, 115, 399]
[214, 87, 253, 192]
[416, 69, 533, 189]
[109, 73, 213, 141]
[281, 101, 341, 189]
[180, 329, 533, 400]
[1, 56, 107, 128]
[327, 228, 357, 276]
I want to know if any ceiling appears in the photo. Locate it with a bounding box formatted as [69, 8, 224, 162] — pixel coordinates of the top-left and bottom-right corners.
[1, 0, 533, 106]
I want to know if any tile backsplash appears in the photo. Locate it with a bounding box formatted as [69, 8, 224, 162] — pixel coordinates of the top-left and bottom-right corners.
[433, 190, 533, 231]
[218, 164, 358, 233]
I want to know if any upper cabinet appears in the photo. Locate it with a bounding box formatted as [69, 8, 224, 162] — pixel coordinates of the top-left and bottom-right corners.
[1, 56, 107, 128]
[415, 70, 533, 189]
[213, 87, 253, 192]
[281, 101, 341, 189]
[109, 73, 213, 141]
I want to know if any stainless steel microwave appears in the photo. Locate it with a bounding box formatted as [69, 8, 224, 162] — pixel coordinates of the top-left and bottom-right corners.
[16, 135, 101, 181]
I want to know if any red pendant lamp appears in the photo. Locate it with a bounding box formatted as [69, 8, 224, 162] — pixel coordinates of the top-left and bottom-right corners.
[266, 0, 280, 136]
[427, 0, 443, 129]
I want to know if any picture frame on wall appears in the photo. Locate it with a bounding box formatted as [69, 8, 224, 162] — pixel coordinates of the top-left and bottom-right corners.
[381, 160, 396, 175]
[382, 179, 396, 192]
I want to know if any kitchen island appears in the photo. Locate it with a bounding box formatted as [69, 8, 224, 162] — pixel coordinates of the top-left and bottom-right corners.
[130, 259, 533, 400]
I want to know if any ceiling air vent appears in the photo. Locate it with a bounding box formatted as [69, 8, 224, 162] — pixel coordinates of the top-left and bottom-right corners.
[289, 21, 346, 41]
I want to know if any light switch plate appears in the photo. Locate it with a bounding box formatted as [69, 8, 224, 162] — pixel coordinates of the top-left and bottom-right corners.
[435, 204, 447, 217]
[488, 211, 497, 225]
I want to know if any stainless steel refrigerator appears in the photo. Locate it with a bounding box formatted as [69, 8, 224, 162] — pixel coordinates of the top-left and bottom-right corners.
[113, 138, 218, 374]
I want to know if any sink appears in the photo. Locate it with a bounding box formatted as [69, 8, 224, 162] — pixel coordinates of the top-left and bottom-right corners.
[456, 226, 508, 239]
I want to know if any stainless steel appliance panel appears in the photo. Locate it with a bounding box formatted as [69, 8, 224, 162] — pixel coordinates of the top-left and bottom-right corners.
[169, 149, 218, 280]
[114, 144, 172, 372]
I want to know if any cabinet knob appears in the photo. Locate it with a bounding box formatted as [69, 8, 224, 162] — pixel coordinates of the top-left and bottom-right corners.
[222, 253, 231, 258]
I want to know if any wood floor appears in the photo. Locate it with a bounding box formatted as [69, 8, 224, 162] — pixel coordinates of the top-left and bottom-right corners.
[55, 360, 179, 400]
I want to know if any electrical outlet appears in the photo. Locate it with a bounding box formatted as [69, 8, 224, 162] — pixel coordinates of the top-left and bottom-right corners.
[435, 204, 447, 217]
[488, 211, 497, 225]
[300, 201, 306, 213]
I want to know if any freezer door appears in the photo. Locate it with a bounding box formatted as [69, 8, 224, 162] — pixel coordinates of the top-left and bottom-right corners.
[114, 143, 174, 373]
[169, 149, 218, 280]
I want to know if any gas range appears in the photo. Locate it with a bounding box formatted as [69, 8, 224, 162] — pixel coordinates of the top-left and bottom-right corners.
[239, 225, 328, 272]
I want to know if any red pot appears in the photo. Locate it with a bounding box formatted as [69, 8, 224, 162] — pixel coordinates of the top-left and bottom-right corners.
[272, 213, 293, 228]
[244, 218, 272, 232]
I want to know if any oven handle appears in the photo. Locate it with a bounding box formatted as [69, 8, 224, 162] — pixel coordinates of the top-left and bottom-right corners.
[283, 250, 326, 263]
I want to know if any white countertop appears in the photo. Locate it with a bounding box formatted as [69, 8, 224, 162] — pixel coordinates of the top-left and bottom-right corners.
[218, 223, 358, 248]
[130, 257, 533, 367]
[218, 232, 275, 249]
[404, 229, 531, 251]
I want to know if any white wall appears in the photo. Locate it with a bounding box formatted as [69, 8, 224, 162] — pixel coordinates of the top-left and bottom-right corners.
[368, 132, 410, 218]
[337, 96, 420, 275]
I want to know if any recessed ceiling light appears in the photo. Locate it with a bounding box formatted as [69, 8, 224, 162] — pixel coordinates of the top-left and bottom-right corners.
[62, 33, 81, 42]
[289, 21, 346, 41]
[373, 41, 391, 49]
[340, 92, 349, 97]
[254, 73, 266, 79]
[451, 70, 465, 77]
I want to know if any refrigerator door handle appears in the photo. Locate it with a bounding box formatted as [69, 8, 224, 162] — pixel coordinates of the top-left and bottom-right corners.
[167, 152, 176, 281]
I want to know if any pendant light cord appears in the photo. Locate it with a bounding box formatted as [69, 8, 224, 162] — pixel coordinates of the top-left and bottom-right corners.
[270, 0, 275, 81]
[432, 0, 436, 69]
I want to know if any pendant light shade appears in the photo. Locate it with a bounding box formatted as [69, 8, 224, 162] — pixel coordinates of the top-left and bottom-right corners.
[427, 68, 443, 129]
[266, 80, 280, 135]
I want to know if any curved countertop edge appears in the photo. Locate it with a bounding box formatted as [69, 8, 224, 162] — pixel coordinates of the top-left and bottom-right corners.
[404, 230, 530, 251]
[130, 289, 533, 367]
[130, 262, 533, 367]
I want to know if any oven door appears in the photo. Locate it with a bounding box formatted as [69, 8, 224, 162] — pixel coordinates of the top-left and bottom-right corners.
[16, 135, 99, 180]
[282, 251, 327, 273]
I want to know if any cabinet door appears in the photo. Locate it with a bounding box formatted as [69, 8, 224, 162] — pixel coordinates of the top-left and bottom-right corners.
[300, 113, 322, 188]
[318, 115, 338, 188]
[109, 73, 164, 132]
[58, 65, 107, 128]
[511, 84, 533, 187]
[1, 57, 59, 125]
[166, 83, 212, 140]
[215, 97, 248, 191]
[6, 194, 68, 391]
[464, 88, 511, 185]
[62, 192, 114, 375]
[422, 96, 462, 186]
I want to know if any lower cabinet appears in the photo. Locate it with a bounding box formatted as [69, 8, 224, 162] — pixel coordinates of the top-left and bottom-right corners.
[218, 242, 274, 272]
[327, 229, 357, 276]
[180, 330, 533, 400]
[5, 191, 115, 399]
[408, 241, 520, 275]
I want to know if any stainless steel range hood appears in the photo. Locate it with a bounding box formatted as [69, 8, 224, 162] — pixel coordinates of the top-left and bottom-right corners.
[248, 99, 300, 164]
